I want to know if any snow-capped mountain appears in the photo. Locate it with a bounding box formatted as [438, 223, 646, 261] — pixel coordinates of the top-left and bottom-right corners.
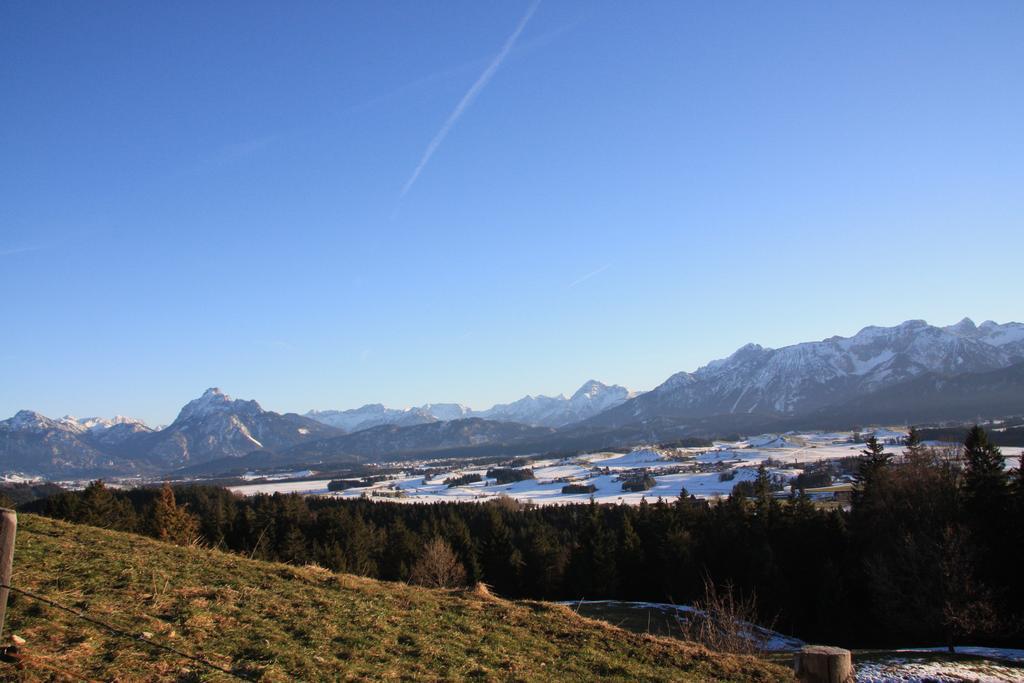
[0, 410, 129, 475]
[0, 389, 342, 475]
[568, 380, 636, 421]
[57, 415, 154, 447]
[58, 415, 148, 434]
[591, 318, 1024, 428]
[474, 380, 637, 427]
[305, 404, 436, 433]
[419, 403, 473, 422]
[305, 380, 637, 432]
[473, 393, 569, 426]
[135, 388, 342, 468]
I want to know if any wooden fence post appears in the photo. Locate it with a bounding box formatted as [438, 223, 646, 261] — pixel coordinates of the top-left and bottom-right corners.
[793, 645, 854, 683]
[0, 509, 16, 643]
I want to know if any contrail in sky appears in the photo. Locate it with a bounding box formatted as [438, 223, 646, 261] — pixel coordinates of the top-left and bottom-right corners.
[568, 264, 611, 288]
[399, 1, 541, 199]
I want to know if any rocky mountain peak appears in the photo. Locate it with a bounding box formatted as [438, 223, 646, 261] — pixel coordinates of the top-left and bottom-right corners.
[6, 410, 52, 431]
[946, 317, 978, 334]
[175, 387, 262, 424]
[571, 380, 608, 400]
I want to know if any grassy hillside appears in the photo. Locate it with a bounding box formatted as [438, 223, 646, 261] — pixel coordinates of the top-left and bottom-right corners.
[0, 515, 791, 681]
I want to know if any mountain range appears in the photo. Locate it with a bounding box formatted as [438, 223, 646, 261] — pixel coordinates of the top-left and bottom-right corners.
[3, 317, 1022, 477]
[587, 318, 1024, 429]
[304, 379, 637, 431]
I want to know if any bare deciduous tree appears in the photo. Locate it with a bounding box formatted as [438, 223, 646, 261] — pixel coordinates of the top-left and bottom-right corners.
[409, 537, 467, 589]
[677, 577, 775, 655]
[939, 525, 998, 652]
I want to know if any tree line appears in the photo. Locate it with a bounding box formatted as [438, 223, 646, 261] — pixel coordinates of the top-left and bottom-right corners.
[21, 426, 1024, 650]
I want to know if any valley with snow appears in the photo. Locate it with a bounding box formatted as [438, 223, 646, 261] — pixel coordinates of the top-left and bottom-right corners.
[226, 429, 1024, 505]
[4, 318, 1023, 480]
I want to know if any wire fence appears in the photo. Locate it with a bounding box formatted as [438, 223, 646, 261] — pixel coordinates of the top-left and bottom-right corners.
[1, 582, 252, 681]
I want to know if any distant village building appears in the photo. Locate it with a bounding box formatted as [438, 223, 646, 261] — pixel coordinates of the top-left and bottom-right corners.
[802, 483, 854, 504]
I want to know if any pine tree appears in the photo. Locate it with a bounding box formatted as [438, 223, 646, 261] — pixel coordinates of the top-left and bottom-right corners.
[382, 518, 421, 582]
[1014, 451, 1024, 505]
[962, 425, 1008, 509]
[79, 480, 135, 529]
[753, 464, 775, 513]
[853, 436, 890, 506]
[151, 482, 200, 546]
[617, 514, 645, 597]
[904, 427, 926, 461]
[861, 435, 887, 461]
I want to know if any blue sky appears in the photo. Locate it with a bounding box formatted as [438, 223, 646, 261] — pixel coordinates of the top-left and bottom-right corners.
[2, 1, 1022, 425]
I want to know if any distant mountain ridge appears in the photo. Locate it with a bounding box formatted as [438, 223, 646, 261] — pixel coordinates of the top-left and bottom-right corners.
[305, 379, 637, 431]
[0, 410, 117, 475]
[2, 317, 1022, 477]
[0, 389, 342, 476]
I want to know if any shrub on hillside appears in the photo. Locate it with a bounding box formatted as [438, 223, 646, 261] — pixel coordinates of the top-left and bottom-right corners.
[677, 578, 774, 655]
[409, 537, 467, 588]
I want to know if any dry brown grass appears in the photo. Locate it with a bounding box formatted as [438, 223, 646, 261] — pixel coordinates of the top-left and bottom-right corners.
[1, 515, 793, 682]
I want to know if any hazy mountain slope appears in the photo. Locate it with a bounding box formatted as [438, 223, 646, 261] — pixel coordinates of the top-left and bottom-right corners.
[793, 360, 1024, 428]
[475, 380, 637, 427]
[305, 380, 636, 432]
[306, 404, 435, 432]
[5, 515, 789, 681]
[279, 417, 555, 463]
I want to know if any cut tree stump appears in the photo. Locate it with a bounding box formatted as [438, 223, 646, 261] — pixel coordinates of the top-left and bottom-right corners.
[793, 645, 854, 683]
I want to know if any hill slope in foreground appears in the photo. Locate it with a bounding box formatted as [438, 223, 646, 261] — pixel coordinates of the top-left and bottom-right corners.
[1, 515, 789, 681]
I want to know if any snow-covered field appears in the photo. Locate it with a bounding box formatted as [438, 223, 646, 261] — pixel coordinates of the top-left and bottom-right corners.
[560, 599, 805, 652]
[239, 469, 314, 482]
[228, 478, 336, 496]
[855, 648, 1024, 682]
[224, 430, 1024, 505]
[556, 601, 1024, 681]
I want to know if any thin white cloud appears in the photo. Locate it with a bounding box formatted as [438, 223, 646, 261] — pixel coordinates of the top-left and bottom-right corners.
[399, 1, 541, 199]
[0, 246, 44, 257]
[568, 264, 610, 288]
[256, 340, 297, 351]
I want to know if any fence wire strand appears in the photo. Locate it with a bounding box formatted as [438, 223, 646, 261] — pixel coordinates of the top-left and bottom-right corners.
[2, 583, 251, 680]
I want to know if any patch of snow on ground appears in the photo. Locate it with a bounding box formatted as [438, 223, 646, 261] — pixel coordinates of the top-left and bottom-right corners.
[240, 469, 314, 481]
[560, 600, 805, 652]
[897, 647, 1024, 663]
[856, 655, 1024, 682]
[588, 448, 668, 469]
[228, 479, 334, 496]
